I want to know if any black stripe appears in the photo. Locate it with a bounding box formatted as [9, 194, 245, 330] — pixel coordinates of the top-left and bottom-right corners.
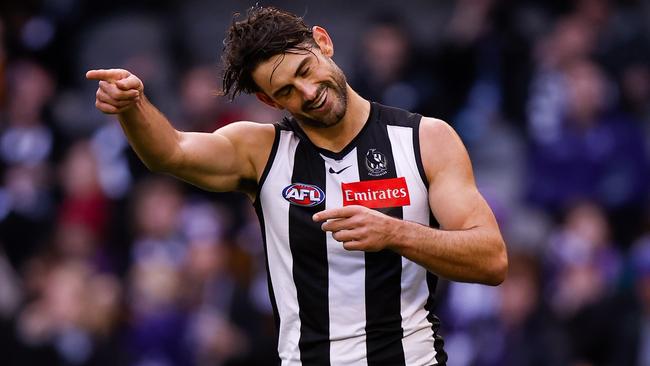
[253, 198, 282, 365]
[289, 141, 330, 364]
[254, 124, 282, 207]
[356, 109, 406, 366]
[412, 115, 430, 187]
[374, 102, 428, 187]
[425, 272, 447, 365]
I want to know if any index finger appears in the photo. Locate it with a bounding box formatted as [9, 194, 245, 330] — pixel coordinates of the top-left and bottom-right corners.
[85, 69, 130, 82]
[313, 206, 358, 222]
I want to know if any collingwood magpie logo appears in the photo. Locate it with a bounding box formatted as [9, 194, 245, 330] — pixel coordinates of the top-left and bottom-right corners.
[365, 149, 388, 176]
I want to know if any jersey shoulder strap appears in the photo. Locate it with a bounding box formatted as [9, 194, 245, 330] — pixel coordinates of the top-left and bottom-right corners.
[373, 102, 423, 128]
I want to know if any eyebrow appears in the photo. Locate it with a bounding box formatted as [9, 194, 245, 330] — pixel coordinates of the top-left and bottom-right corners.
[271, 56, 312, 98]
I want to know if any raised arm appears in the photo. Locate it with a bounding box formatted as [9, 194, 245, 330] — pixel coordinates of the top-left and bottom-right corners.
[87, 69, 274, 196]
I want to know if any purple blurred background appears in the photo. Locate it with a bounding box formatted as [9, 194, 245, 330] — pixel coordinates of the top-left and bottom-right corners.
[1, 0, 650, 365]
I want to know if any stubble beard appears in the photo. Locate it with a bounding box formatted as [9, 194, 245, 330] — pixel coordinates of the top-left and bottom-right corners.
[294, 63, 348, 129]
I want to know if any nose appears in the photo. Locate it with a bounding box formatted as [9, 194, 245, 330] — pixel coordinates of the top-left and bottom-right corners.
[295, 80, 319, 101]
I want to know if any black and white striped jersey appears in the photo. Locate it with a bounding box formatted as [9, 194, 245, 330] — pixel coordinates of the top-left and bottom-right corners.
[254, 102, 447, 366]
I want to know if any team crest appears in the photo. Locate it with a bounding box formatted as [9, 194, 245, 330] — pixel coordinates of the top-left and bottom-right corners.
[365, 149, 388, 176]
[282, 183, 325, 207]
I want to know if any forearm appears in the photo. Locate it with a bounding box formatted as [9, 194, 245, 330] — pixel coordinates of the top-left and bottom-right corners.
[387, 218, 507, 285]
[117, 95, 182, 172]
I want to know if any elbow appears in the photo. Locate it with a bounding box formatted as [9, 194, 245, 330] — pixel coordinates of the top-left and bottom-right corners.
[144, 160, 169, 173]
[485, 239, 508, 286]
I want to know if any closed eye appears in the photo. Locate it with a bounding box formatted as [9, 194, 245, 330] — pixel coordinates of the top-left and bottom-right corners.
[276, 86, 292, 98]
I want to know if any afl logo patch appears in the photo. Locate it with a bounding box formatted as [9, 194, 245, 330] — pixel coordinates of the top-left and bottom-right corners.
[282, 183, 325, 207]
[366, 149, 388, 176]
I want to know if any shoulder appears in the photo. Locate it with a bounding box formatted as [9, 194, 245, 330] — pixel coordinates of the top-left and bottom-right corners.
[215, 121, 277, 154]
[216, 120, 276, 141]
[419, 117, 473, 183]
[419, 117, 459, 144]
[216, 121, 277, 179]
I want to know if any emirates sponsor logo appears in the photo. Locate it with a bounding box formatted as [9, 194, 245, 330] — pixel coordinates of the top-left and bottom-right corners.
[342, 177, 410, 209]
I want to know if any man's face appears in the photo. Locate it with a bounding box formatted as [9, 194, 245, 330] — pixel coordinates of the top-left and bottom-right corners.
[252, 45, 348, 128]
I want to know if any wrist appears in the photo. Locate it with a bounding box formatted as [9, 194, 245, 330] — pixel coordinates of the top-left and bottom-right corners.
[120, 93, 147, 117]
[385, 215, 406, 251]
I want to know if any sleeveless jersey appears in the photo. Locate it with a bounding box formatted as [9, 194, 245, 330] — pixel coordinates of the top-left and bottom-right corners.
[254, 102, 447, 366]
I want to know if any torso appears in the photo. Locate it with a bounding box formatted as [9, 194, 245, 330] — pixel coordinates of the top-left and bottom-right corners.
[254, 102, 447, 366]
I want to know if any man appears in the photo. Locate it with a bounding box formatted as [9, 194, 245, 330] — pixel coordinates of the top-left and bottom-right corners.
[87, 6, 507, 366]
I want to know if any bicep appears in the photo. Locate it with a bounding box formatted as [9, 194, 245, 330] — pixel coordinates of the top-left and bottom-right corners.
[422, 119, 498, 231]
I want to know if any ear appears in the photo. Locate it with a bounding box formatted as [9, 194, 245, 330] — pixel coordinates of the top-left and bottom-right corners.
[256, 92, 284, 110]
[312, 26, 334, 57]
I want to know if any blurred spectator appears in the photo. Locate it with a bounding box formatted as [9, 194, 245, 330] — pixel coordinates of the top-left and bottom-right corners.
[180, 201, 248, 366]
[478, 251, 569, 366]
[527, 58, 648, 212]
[429, 0, 533, 131]
[0, 59, 58, 268]
[618, 62, 650, 125]
[544, 201, 623, 364]
[57, 141, 109, 243]
[14, 258, 123, 365]
[1, 59, 55, 185]
[126, 252, 194, 366]
[124, 177, 192, 365]
[527, 16, 597, 146]
[179, 64, 244, 132]
[350, 11, 434, 114]
[545, 201, 621, 315]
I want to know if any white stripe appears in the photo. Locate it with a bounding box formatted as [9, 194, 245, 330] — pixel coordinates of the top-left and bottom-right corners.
[387, 125, 437, 366]
[321, 149, 369, 365]
[261, 130, 302, 365]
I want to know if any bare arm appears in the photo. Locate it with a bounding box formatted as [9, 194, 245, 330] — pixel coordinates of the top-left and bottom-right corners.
[87, 69, 274, 196]
[389, 118, 507, 285]
[314, 118, 507, 285]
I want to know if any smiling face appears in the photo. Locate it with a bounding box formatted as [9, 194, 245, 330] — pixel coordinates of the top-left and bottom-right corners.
[251, 27, 349, 128]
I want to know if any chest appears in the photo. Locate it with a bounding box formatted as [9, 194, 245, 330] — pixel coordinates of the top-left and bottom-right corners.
[261, 129, 430, 222]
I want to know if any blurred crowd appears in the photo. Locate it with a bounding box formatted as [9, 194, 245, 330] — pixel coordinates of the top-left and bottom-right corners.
[1, 0, 650, 365]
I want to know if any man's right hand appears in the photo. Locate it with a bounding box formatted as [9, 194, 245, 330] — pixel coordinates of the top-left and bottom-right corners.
[86, 69, 144, 114]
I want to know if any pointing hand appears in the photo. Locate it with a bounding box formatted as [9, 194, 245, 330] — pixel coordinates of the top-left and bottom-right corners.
[86, 69, 143, 114]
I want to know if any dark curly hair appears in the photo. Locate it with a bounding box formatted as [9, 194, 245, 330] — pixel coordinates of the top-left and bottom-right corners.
[221, 6, 316, 100]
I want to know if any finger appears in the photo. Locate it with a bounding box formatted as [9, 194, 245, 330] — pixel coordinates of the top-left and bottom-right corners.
[321, 218, 354, 232]
[95, 99, 134, 114]
[99, 81, 140, 100]
[313, 206, 359, 222]
[342, 241, 364, 251]
[86, 69, 130, 81]
[96, 89, 136, 108]
[331, 229, 357, 243]
[94, 99, 119, 114]
[115, 74, 142, 91]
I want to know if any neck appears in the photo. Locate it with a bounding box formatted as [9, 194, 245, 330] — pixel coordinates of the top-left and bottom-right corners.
[297, 85, 370, 153]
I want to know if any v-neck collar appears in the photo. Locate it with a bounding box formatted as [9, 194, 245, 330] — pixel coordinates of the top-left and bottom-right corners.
[286, 102, 378, 161]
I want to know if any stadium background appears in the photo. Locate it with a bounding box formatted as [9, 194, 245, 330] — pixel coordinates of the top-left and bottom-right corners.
[1, 0, 650, 365]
